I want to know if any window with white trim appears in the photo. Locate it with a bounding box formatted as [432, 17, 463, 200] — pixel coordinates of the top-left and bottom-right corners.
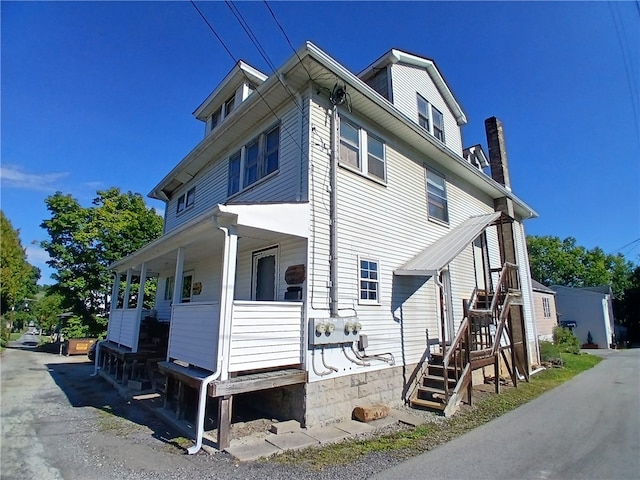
[176, 186, 196, 214]
[417, 94, 445, 143]
[542, 297, 551, 318]
[227, 124, 280, 196]
[425, 168, 449, 223]
[339, 116, 386, 181]
[359, 258, 380, 304]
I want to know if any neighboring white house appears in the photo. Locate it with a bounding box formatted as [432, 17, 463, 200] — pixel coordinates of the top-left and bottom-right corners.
[98, 43, 539, 452]
[552, 285, 615, 349]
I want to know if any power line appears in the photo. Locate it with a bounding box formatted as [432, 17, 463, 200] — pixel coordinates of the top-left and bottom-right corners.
[608, 1, 640, 146]
[223, 1, 304, 114]
[188, 0, 307, 160]
[263, 1, 315, 83]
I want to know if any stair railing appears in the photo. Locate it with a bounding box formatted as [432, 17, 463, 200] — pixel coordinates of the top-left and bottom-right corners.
[442, 315, 471, 404]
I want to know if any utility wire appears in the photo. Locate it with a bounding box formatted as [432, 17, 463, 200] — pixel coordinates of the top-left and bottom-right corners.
[263, 1, 315, 83]
[224, 0, 304, 114]
[189, 0, 307, 159]
[608, 1, 640, 146]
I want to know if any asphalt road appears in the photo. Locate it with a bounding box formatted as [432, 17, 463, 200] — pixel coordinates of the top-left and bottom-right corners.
[370, 349, 640, 480]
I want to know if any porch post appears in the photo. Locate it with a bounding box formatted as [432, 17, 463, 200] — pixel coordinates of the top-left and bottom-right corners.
[123, 269, 133, 310]
[108, 272, 121, 342]
[172, 248, 185, 306]
[132, 262, 148, 353]
[120, 269, 133, 347]
[218, 225, 238, 383]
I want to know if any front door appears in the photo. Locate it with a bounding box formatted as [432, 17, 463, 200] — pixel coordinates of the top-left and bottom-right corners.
[252, 247, 278, 301]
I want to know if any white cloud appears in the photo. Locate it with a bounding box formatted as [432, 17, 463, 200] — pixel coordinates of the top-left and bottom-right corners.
[0, 164, 69, 192]
[25, 244, 51, 266]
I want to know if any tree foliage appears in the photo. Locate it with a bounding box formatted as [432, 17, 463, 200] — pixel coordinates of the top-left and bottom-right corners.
[1, 211, 39, 315]
[526, 235, 634, 298]
[40, 188, 163, 332]
[32, 290, 65, 335]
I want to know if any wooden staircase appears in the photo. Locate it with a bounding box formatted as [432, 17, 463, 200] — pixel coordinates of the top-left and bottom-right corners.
[410, 262, 524, 416]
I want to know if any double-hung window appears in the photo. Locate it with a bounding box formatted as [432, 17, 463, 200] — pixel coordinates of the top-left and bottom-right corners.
[339, 116, 386, 182]
[359, 258, 380, 304]
[176, 186, 196, 214]
[425, 168, 449, 223]
[542, 297, 551, 318]
[227, 124, 281, 196]
[417, 94, 445, 143]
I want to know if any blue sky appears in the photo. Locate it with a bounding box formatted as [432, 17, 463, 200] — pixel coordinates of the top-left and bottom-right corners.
[2, 1, 639, 285]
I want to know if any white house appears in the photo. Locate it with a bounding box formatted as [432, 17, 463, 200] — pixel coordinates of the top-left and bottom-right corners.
[552, 285, 615, 349]
[97, 43, 539, 453]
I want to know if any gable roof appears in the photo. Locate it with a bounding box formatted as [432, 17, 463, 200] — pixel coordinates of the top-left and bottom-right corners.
[148, 42, 537, 221]
[531, 279, 555, 294]
[358, 48, 467, 126]
[192, 60, 268, 121]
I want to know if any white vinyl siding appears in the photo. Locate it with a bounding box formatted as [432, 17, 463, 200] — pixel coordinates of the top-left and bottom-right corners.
[163, 100, 306, 234]
[306, 95, 500, 379]
[388, 63, 463, 155]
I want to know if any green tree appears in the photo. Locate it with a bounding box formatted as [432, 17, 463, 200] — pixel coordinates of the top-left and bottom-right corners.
[0, 211, 39, 316]
[527, 235, 634, 298]
[40, 188, 163, 334]
[32, 291, 64, 335]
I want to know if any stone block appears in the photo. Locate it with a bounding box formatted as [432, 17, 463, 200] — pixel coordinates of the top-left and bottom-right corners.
[352, 404, 390, 423]
[269, 420, 301, 434]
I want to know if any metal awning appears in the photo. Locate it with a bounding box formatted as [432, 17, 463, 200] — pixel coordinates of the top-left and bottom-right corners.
[394, 212, 501, 276]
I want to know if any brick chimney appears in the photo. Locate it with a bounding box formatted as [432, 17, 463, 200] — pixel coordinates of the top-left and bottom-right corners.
[484, 116, 511, 191]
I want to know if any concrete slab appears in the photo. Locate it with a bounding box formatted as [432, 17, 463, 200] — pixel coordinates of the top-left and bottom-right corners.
[367, 415, 398, 429]
[334, 420, 375, 435]
[390, 410, 428, 427]
[225, 440, 282, 462]
[305, 425, 351, 445]
[265, 432, 319, 451]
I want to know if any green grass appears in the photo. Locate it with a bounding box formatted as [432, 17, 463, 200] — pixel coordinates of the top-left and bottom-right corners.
[274, 352, 602, 470]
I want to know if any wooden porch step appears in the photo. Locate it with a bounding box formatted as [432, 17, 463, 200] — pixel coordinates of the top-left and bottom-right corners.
[410, 397, 446, 411]
[423, 374, 457, 388]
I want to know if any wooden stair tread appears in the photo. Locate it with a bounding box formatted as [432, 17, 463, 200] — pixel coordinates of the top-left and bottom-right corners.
[424, 374, 456, 384]
[418, 386, 446, 395]
[410, 398, 446, 410]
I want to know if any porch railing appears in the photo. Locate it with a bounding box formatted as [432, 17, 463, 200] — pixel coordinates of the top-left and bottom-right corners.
[228, 301, 304, 372]
[107, 308, 148, 349]
[167, 300, 304, 375]
[168, 302, 220, 372]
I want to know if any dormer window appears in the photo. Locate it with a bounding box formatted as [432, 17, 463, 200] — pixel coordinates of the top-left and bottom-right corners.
[176, 186, 196, 214]
[417, 94, 445, 143]
[208, 94, 238, 133]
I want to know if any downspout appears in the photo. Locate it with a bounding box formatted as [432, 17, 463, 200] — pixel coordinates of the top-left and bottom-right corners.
[329, 104, 339, 317]
[187, 223, 237, 454]
[435, 270, 446, 356]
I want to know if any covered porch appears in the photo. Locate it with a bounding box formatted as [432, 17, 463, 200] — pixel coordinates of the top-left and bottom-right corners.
[101, 202, 310, 452]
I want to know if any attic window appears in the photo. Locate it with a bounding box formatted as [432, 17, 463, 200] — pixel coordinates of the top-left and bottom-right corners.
[417, 94, 445, 143]
[176, 187, 196, 214]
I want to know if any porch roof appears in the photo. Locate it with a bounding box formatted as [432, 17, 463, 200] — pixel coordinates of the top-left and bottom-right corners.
[394, 212, 501, 277]
[109, 202, 309, 273]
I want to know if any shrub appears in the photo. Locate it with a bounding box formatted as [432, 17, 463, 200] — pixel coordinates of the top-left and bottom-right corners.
[553, 326, 580, 354]
[539, 340, 560, 362]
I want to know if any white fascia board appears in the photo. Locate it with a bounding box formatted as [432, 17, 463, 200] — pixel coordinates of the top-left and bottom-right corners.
[192, 61, 268, 121]
[304, 42, 537, 220]
[219, 202, 310, 238]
